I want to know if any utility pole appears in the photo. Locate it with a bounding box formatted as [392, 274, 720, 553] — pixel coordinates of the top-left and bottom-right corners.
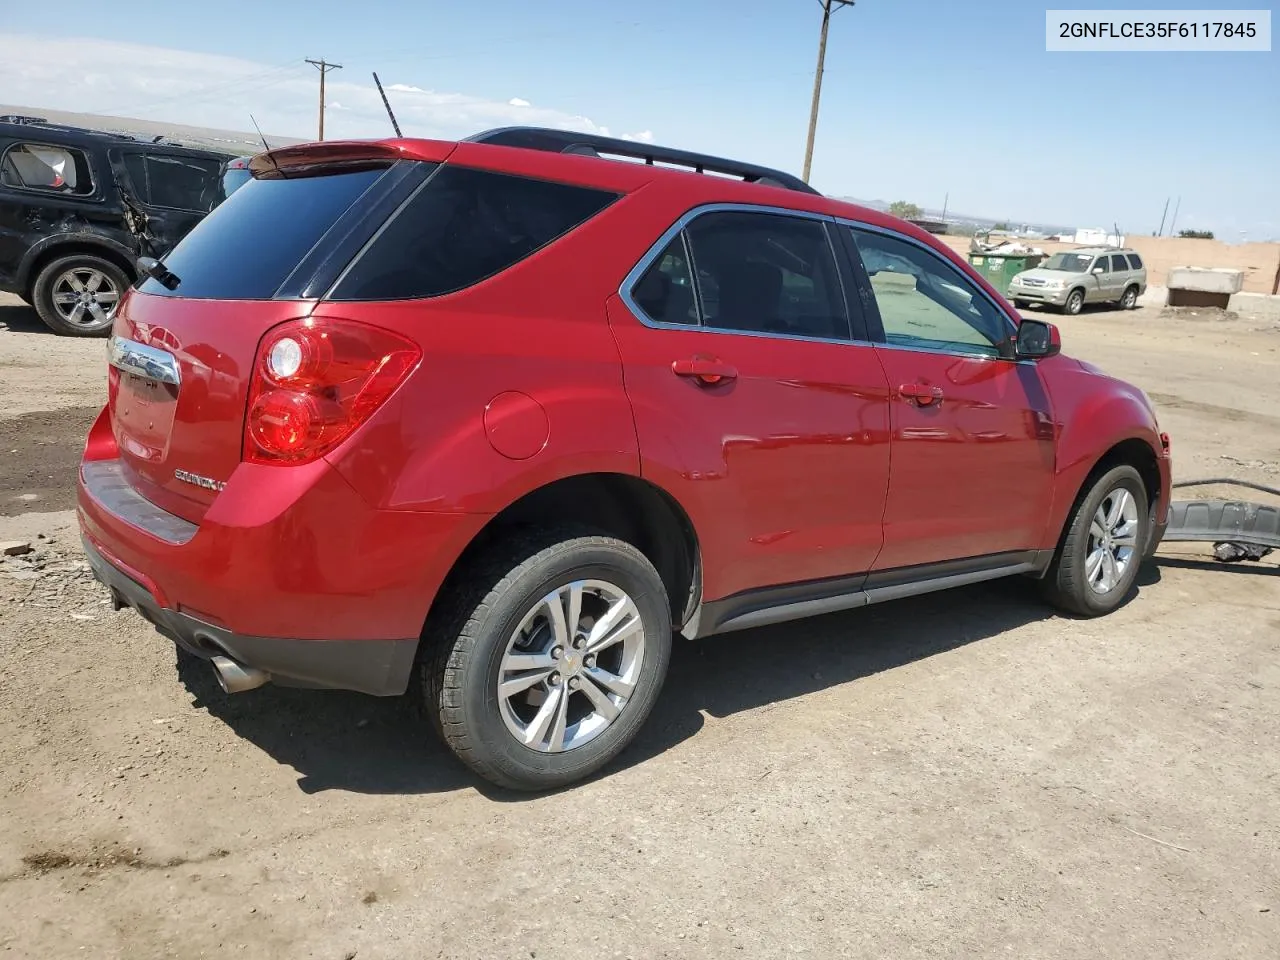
[1168, 195, 1181, 237]
[1156, 196, 1170, 236]
[802, 0, 856, 184]
[306, 58, 343, 140]
[941, 191, 949, 222]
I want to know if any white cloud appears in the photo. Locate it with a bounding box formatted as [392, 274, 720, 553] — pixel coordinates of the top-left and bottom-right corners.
[0, 33, 646, 146]
[623, 130, 654, 142]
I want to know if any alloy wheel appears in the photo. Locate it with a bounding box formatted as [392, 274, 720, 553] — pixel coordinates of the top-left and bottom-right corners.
[1086, 487, 1140, 594]
[51, 267, 121, 329]
[497, 579, 646, 753]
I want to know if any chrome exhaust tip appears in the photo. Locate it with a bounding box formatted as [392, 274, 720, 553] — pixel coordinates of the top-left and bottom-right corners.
[211, 655, 270, 694]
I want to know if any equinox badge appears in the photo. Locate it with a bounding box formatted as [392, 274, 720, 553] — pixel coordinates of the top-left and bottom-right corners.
[174, 469, 226, 492]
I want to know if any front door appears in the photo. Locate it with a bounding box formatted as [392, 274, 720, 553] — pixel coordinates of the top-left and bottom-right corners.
[1086, 254, 1115, 303]
[841, 224, 1057, 571]
[609, 207, 892, 602]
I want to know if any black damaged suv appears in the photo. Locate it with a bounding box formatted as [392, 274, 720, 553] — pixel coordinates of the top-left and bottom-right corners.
[0, 117, 235, 336]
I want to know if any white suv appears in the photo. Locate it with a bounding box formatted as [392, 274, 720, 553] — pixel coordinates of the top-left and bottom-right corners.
[1009, 248, 1147, 315]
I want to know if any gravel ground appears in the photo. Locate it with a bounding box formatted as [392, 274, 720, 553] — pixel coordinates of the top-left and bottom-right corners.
[1, 292, 1277, 959]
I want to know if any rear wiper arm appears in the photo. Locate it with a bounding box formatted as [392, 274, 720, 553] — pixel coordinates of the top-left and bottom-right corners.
[136, 256, 181, 291]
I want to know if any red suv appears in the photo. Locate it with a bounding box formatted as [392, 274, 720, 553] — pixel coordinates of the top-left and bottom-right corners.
[78, 127, 1171, 790]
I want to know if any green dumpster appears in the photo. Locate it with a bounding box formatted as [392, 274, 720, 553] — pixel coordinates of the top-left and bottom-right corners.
[968, 251, 1045, 297]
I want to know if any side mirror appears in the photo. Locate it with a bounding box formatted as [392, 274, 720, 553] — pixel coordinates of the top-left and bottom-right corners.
[1015, 318, 1061, 360]
[1092, 266, 1105, 274]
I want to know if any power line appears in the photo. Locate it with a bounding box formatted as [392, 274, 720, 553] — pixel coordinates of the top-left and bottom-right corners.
[306, 58, 343, 140]
[802, 0, 856, 184]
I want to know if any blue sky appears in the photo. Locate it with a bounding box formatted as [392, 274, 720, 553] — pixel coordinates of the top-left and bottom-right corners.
[2, 0, 1277, 238]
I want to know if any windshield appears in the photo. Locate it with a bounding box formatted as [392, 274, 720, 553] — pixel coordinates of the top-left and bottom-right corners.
[1041, 252, 1094, 273]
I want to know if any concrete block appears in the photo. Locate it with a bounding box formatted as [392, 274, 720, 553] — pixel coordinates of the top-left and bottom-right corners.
[1167, 267, 1244, 295]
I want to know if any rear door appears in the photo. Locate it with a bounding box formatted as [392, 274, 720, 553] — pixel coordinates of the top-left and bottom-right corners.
[1109, 253, 1132, 297]
[608, 206, 892, 601]
[115, 149, 225, 253]
[839, 222, 1056, 571]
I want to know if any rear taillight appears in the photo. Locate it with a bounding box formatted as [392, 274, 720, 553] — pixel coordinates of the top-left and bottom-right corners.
[244, 318, 421, 464]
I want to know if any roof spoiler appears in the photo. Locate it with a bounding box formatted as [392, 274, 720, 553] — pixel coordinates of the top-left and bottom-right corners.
[249, 138, 455, 179]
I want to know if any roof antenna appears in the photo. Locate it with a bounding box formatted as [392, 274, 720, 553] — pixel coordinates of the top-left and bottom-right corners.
[372, 72, 403, 137]
[249, 113, 271, 152]
[248, 113, 286, 178]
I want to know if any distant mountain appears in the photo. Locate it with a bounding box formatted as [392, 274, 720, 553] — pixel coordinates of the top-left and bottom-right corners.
[0, 104, 302, 154]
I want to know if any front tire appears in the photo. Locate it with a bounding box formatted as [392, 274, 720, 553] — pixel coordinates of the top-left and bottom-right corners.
[422, 531, 672, 791]
[1042, 465, 1150, 617]
[31, 254, 129, 336]
[1012, 298, 1029, 310]
[1063, 288, 1085, 316]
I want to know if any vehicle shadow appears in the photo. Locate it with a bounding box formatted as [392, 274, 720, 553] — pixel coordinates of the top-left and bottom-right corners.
[176, 577, 1058, 799]
[0, 302, 48, 334]
[1155, 554, 1278, 577]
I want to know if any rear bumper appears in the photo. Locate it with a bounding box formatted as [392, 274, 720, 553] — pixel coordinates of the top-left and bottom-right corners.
[76, 404, 490, 693]
[84, 536, 417, 695]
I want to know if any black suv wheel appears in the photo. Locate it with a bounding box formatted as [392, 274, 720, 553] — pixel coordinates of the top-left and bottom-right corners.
[32, 254, 129, 337]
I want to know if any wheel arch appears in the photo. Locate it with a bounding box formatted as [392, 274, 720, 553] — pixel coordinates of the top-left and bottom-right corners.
[20, 236, 138, 299]
[1044, 434, 1163, 567]
[422, 471, 702, 639]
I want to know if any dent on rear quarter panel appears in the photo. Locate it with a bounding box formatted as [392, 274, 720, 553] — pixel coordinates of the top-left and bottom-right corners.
[1037, 357, 1163, 546]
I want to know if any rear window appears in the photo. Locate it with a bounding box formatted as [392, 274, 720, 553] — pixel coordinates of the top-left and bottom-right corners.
[1, 142, 94, 196]
[139, 167, 385, 300]
[1126, 253, 1143, 270]
[329, 166, 617, 301]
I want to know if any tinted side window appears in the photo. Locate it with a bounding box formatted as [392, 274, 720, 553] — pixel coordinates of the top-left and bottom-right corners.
[631, 235, 697, 326]
[1109, 254, 1128, 272]
[1126, 253, 1143, 270]
[140, 167, 387, 300]
[145, 155, 221, 210]
[331, 166, 617, 301]
[0, 142, 94, 196]
[848, 227, 1009, 357]
[1091, 257, 1109, 273]
[123, 153, 150, 202]
[683, 211, 850, 340]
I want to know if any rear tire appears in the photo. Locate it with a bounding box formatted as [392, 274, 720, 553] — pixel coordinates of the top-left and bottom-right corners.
[1042, 465, 1149, 617]
[421, 529, 672, 791]
[31, 254, 129, 337]
[1063, 288, 1085, 316]
[1120, 285, 1139, 310]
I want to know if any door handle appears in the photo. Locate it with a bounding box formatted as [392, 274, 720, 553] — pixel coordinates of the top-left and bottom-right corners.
[899, 383, 943, 406]
[673, 357, 737, 386]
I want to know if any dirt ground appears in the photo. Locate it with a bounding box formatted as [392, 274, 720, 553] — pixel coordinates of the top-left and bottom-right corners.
[1, 291, 1277, 960]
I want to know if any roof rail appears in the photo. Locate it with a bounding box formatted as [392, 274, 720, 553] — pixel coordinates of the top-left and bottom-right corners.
[466, 126, 820, 196]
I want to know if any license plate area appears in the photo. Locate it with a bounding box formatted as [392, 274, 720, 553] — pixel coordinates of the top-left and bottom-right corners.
[115, 375, 179, 462]
[107, 336, 183, 463]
